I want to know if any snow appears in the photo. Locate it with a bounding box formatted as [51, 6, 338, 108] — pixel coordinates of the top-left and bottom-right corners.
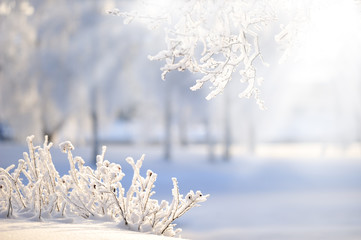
[1, 142, 361, 239]
[0, 218, 176, 240]
[183, 191, 361, 240]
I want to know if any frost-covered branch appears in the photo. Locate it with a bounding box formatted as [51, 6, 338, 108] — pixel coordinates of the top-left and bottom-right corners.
[110, 0, 277, 108]
[0, 135, 62, 219]
[0, 136, 209, 237]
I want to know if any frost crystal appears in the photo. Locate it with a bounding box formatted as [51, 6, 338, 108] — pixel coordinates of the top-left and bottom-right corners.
[59, 141, 74, 153]
[0, 136, 209, 237]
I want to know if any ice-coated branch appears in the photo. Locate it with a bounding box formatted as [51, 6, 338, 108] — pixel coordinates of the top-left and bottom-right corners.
[110, 0, 277, 108]
[157, 178, 209, 235]
[0, 135, 64, 219]
[0, 136, 209, 237]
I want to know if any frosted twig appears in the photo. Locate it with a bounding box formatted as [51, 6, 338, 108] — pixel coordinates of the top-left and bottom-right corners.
[0, 136, 209, 237]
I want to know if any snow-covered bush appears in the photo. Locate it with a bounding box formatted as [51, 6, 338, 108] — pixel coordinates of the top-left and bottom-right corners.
[0, 136, 209, 237]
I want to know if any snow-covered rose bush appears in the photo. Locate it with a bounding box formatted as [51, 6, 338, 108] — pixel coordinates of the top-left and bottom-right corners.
[0, 136, 208, 237]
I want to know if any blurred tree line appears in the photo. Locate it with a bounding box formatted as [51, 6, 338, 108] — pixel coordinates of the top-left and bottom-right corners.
[1, 0, 360, 162]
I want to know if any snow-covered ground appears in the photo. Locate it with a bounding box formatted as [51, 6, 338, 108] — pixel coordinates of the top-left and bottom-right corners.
[1, 142, 361, 239]
[0, 218, 175, 240]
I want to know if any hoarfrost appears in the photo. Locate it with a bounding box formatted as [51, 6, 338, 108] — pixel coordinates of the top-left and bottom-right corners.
[0, 136, 209, 237]
[110, 0, 277, 109]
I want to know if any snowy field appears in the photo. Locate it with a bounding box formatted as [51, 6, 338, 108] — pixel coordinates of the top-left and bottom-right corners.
[0, 218, 174, 240]
[1, 142, 361, 240]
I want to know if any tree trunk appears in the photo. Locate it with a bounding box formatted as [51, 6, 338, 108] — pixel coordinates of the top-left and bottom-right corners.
[91, 110, 99, 165]
[246, 105, 255, 155]
[164, 81, 172, 161]
[91, 1, 101, 165]
[179, 106, 189, 146]
[205, 117, 215, 162]
[223, 91, 231, 161]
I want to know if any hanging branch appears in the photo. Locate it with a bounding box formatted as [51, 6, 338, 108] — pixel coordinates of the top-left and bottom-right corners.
[109, 0, 277, 108]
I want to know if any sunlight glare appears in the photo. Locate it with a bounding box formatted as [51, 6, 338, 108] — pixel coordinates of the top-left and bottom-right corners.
[296, 0, 361, 65]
